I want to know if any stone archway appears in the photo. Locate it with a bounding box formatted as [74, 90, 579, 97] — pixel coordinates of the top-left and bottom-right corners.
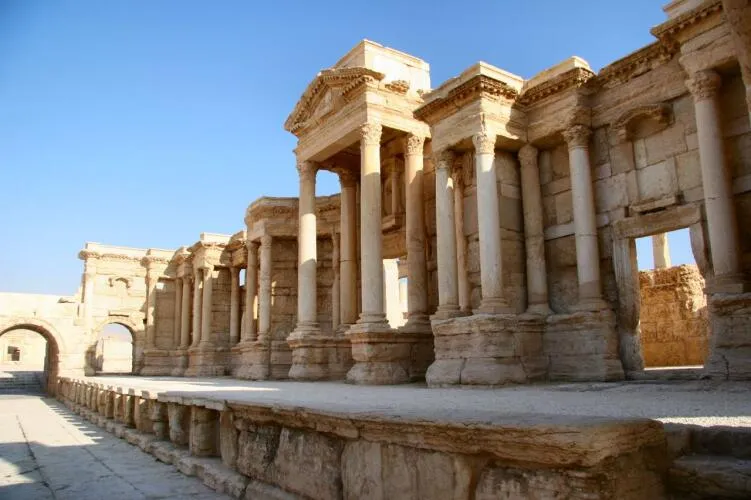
[93, 318, 139, 374]
[0, 318, 66, 395]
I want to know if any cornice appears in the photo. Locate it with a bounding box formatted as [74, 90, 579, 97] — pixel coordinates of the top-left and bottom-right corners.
[650, 0, 723, 42]
[518, 67, 595, 106]
[595, 41, 677, 88]
[414, 74, 518, 124]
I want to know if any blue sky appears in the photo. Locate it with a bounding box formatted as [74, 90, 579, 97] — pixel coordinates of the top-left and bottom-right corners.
[0, 1, 691, 295]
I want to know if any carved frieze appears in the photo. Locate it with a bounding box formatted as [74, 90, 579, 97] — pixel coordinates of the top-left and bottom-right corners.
[612, 104, 673, 141]
[562, 124, 592, 148]
[415, 75, 518, 124]
[360, 122, 382, 147]
[518, 67, 595, 106]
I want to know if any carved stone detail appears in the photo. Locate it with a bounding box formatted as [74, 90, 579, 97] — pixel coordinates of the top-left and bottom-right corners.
[518, 144, 539, 168]
[297, 161, 318, 181]
[360, 122, 382, 146]
[686, 70, 721, 101]
[434, 149, 454, 170]
[472, 132, 496, 154]
[563, 125, 592, 148]
[404, 134, 425, 156]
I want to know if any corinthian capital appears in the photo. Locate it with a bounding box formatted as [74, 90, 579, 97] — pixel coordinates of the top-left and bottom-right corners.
[472, 132, 496, 154]
[338, 168, 358, 188]
[685, 70, 721, 101]
[562, 125, 591, 149]
[404, 134, 425, 156]
[518, 144, 539, 168]
[434, 149, 454, 170]
[260, 233, 273, 248]
[296, 161, 317, 182]
[360, 122, 382, 147]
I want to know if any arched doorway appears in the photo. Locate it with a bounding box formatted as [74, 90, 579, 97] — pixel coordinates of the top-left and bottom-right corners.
[94, 323, 134, 374]
[0, 321, 62, 395]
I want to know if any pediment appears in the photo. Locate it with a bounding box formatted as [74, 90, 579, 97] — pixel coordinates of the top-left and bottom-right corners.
[285, 67, 385, 136]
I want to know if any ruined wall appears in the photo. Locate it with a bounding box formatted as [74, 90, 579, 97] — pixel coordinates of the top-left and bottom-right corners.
[0, 329, 47, 367]
[270, 238, 297, 378]
[639, 265, 709, 367]
[154, 278, 176, 349]
[209, 268, 231, 347]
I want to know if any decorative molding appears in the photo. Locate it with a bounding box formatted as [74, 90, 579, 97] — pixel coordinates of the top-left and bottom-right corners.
[297, 160, 318, 182]
[78, 250, 101, 260]
[612, 104, 673, 141]
[596, 42, 677, 88]
[650, 0, 723, 42]
[472, 132, 496, 154]
[384, 80, 410, 94]
[360, 122, 382, 147]
[685, 69, 721, 101]
[108, 276, 133, 289]
[562, 124, 592, 148]
[404, 134, 425, 156]
[336, 168, 358, 188]
[260, 234, 273, 248]
[414, 74, 518, 123]
[518, 67, 595, 106]
[518, 144, 539, 168]
[434, 149, 454, 170]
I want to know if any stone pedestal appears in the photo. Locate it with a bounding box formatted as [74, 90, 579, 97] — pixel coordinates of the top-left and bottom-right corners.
[346, 326, 432, 385]
[184, 346, 229, 377]
[426, 314, 546, 387]
[233, 338, 293, 380]
[705, 293, 751, 380]
[170, 350, 189, 377]
[288, 336, 352, 381]
[544, 310, 625, 382]
[140, 349, 176, 376]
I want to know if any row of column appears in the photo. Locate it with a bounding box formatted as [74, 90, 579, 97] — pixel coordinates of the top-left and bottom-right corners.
[240, 235, 273, 343]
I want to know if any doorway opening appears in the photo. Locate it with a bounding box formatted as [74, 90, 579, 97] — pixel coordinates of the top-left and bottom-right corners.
[0, 325, 58, 394]
[95, 323, 134, 374]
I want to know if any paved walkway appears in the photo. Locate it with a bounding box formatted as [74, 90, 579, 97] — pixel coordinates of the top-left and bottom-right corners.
[84, 375, 751, 428]
[0, 394, 229, 500]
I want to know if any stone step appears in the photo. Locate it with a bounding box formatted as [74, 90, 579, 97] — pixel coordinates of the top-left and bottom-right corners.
[690, 426, 751, 460]
[669, 455, 751, 499]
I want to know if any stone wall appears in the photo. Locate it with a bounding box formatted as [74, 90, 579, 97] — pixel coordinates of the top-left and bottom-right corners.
[639, 265, 709, 367]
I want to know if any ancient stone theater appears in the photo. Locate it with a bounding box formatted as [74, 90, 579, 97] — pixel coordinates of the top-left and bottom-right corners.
[2, 0, 751, 498]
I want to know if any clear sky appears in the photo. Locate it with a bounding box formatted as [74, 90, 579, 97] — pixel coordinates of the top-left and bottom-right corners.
[0, 0, 692, 296]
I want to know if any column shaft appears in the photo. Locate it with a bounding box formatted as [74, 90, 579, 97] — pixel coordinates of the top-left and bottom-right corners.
[180, 277, 191, 348]
[652, 233, 671, 269]
[434, 150, 460, 318]
[404, 134, 429, 326]
[332, 231, 340, 331]
[199, 267, 214, 346]
[519, 144, 551, 314]
[244, 242, 258, 341]
[296, 161, 319, 331]
[358, 122, 387, 325]
[339, 172, 358, 326]
[173, 278, 183, 347]
[229, 267, 240, 344]
[452, 164, 470, 313]
[258, 235, 272, 339]
[191, 268, 203, 347]
[145, 270, 158, 348]
[473, 132, 509, 313]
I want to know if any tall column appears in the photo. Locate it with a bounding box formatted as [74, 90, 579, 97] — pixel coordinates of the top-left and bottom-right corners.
[229, 266, 240, 345]
[390, 162, 401, 215]
[173, 278, 183, 347]
[145, 267, 158, 348]
[258, 234, 273, 339]
[180, 276, 191, 348]
[519, 144, 551, 314]
[339, 171, 358, 327]
[433, 149, 461, 318]
[80, 252, 99, 331]
[191, 268, 203, 347]
[652, 233, 671, 269]
[295, 161, 319, 333]
[244, 242, 258, 341]
[331, 231, 340, 332]
[403, 134, 429, 328]
[686, 70, 745, 289]
[357, 122, 387, 327]
[473, 132, 510, 314]
[199, 266, 214, 346]
[563, 124, 606, 310]
[452, 162, 471, 313]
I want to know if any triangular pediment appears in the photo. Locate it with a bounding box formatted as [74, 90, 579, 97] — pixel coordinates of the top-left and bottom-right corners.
[284, 67, 385, 136]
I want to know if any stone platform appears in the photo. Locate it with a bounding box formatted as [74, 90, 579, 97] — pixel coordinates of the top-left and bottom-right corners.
[56, 376, 751, 499]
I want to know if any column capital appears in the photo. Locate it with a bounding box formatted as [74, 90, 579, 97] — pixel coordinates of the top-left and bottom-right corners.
[472, 132, 496, 154]
[260, 233, 272, 248]
[685, 69, 721, 101]
[404, 134, 425, 156]
[296, 160, 318, 181]
[338, 169, 358, 188]
[360, 122, 382, 146]
[518, 144, 539, 168]
[434, 149, 454, 170]
[563, 124, 591, 149]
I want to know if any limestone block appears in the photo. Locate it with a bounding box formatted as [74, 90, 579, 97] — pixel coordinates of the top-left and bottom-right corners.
[150, 400, 168, 440]
[168, 403, 190, 446]
[676, 150, 703, 192]
[190, 407, 219, 457]
[595, 174, 629, 213]
[220, 411, 239, 469]
[590, 127, 611, 166]
[637, 159, 677, 201]
[554, 190, 573, 225]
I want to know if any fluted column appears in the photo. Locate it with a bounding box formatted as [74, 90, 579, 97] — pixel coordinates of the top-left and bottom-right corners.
[145, 268, 158, 348]
[199, 266, 214, 346]
[179, 276, 191, 348]
[295, 161, 319, 333]
[563, 124, 606, 310]
[452, 163, 470, 313]
[686, 70, 745, 290]
[652, 233, 671, 269]
[173, 278, 183, 347]
[403, 134, 429, 328]
[357, 122, 388, 327]
[258, 234, 273, 340]
[244, 242, 258, 341]
[519, 144, 551, 314]
[473, 132, 511, 314]
[339, 171, 358, 328]
[229, 266, 240, 345]
[433, 149, 461, 319]
[191, 269, 203, 347]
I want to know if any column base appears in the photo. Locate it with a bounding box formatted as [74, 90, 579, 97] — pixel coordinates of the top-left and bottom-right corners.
[232, 338, 292, 380]
[183, 346, 229, 377]
[476, 297, 515, 315]
[570, 297, 610, 313]
[431, 305, 468, 320]
[523, 303, 553, 317]
[169, 351, 189, 377]
[346, 324, 430, 385]
[140, 349, 176, 376]
[288, 334, 352, 381]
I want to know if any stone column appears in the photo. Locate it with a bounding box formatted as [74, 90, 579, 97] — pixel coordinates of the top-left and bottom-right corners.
[173, 278, 183, 347]
[357, 122, 388, 327]
[452, 162, 471, 313]
[563, 124, 606, 310]
[244, 242, 258, 341]
[199, 266, 214, 346]
[390, 162, 401, 215]
[180, 276, 191, 348]
[339, 171, 358, 327]
[652, 233, 671, 269]
[229, 266, 240, 345]
[433, 149, 461, 318]
[686, 70, 744, 289]
[519, 144, 552, 314]
[145, 268, 158, 348]
[258, 234, 272, 340]
[473, 132, 511, 314]
[81, 253, 99, 331]
[295, 161, 319, 333]
[403, 134, 430, 329]
[331, 231, 340, 332]
[191, 268, 203, 347]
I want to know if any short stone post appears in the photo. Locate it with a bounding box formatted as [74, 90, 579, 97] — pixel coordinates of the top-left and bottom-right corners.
[168, 403, 190, 446]
[190, 407, 219, 457]
[151, 401, 169, 440]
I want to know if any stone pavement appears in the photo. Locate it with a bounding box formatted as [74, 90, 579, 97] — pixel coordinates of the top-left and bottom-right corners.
[0, 394, 230, 500]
